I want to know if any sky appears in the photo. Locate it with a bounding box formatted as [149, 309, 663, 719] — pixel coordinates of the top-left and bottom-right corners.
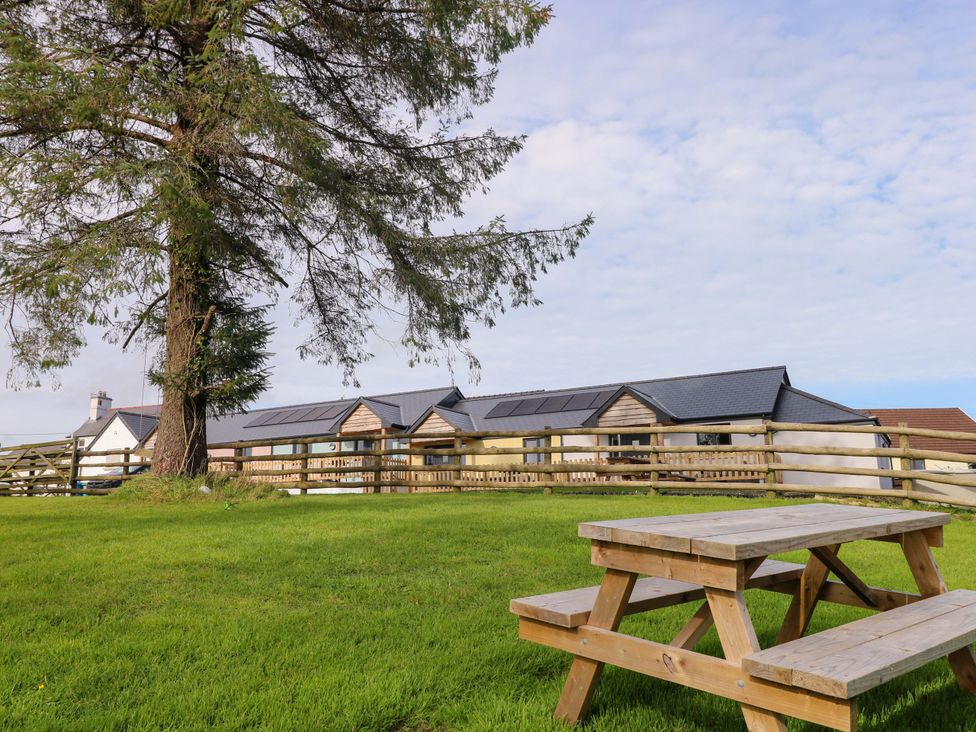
[2, 0, 975, 440]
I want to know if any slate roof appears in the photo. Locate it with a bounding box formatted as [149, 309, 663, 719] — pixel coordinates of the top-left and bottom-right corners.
[115, 410, 160, 445]
[772, 386, 876, 425]
[206, 386, 461, 443]
[358, 397, 406, 428]
[402, 366, 873, 433]
[865, 408, 976, 455]
[72, 404, 162, 440]
[416, 366, 822, 432]
[410, 405, 476, 432]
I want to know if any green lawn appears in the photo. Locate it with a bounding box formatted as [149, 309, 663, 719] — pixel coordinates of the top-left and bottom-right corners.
[2, 493, 976, 731]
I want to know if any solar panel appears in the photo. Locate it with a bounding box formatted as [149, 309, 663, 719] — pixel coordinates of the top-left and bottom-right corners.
[511, 398, 545, 416]
[485, 400, 521, 419]
[536, 395, 572, 414]
[288, 407, 318, 423]
[565, 393, 597, 411]
[299, 405, 340, 423]
[591, 390, 617, 408]
[245, 412, 278, 428]
[267, 409, 301, 425]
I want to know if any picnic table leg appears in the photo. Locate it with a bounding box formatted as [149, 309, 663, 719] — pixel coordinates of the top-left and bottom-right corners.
[553, 568, 637, 723]
[777, 544, 840, 644]
[671, 602, 714, 649]
[902, 530, 976, 693]
[706, 586, 788, 732]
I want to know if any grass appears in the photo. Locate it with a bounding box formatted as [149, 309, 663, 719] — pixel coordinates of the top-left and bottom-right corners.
[1, 492, 975, 731]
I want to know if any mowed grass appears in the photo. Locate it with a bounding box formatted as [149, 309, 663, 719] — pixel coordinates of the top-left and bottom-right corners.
[2, 493, 976, 731]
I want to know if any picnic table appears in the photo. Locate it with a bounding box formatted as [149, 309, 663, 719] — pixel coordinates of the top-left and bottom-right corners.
[510, 503, 976, 731]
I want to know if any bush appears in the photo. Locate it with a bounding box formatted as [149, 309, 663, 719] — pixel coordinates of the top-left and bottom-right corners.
[108, 473, 287, 503]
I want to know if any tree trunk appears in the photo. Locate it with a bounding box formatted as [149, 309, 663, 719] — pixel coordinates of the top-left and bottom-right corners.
[152, 246, 212, 476]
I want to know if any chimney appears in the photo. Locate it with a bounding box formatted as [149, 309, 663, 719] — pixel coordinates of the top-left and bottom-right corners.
[89, 390, 112, 421]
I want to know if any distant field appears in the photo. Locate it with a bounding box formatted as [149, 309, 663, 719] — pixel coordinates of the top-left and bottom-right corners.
[2, 492, 975, 731]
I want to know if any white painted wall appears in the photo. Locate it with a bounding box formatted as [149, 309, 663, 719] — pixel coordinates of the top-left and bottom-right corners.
[775, 426, 889, 490]
[80, 415, 145, 477]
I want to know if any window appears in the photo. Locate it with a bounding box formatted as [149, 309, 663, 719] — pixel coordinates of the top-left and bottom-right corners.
[424, 443, 464, 466]
[309, 441, 337, 454]
[608, 433, 650, 459]
[424, 452, 454, 466]
[524, 437, 545, 464]
[696, 432, 731, 446]
[240, 447, 253, 457]
[271, 443, 296, 456]
[341, 439, 374, 452]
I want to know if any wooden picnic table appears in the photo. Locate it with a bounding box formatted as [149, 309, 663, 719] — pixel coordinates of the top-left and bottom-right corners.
[511, 503, 976, 731]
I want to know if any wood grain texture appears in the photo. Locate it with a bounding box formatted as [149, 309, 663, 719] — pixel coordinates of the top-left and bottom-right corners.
[520, 619, 856, 731]
[511, 559, 804, 628]
[901, 530, 976, 693]
[595, 394, 657, 428]
[744, 590, 976, 699]
[778, 545, 836, 644]
[553, 569, 636, 724]
[579, 504, 949, 560]
[591, 540, 743, 591]
[706, 586, 789, 731]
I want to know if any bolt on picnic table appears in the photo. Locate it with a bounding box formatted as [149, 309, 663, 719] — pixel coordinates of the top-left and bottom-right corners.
[510, 503, 976, 731]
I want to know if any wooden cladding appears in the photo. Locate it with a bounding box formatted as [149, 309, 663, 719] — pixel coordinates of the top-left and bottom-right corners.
[410, 412, 456, 444]
[596, 393, 658, 428]
[339, 404, 382, 433]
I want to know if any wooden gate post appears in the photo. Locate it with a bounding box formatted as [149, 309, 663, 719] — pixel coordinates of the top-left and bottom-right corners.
[67, 438, 80, 494]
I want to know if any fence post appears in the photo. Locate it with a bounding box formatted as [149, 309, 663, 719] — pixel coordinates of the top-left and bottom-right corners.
[122, 448, 130, 478]
[648, 428, 661, 496]
[300, 444, 309, 495]
[372, 434, 383, 494]
[67, 438, 80, 494]
[763, 422, 779, 498]
[898, 423, 914, 502]
[452, 431, 463, 492]
[543, 429, 553, 495]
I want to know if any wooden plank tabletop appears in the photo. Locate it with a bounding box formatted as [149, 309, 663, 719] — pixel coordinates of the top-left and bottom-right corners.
[579, 503, 950, 560]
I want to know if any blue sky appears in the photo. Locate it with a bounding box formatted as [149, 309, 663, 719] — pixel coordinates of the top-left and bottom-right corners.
[1, 0, 974, 439]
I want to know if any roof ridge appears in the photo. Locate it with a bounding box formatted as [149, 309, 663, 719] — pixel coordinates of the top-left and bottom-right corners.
[360, 395, 400, 408]
[462, 365, 787, 402]
[368, 385, 459, 399]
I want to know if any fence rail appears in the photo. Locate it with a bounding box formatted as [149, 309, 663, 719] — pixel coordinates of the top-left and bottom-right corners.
[2, 421, 975, 506]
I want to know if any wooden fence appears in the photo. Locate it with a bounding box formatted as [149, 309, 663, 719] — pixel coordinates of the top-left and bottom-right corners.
[2, 421, 976, 507]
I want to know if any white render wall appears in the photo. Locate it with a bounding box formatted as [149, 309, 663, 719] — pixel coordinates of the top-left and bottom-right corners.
[80, 416, 146, 475]
[774, 426, 890, 490]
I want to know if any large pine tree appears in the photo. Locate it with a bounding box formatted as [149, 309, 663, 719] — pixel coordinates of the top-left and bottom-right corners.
[0, 0, 590, 474]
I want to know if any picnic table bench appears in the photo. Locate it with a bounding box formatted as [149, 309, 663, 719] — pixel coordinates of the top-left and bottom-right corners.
[510, 503, 976, 731]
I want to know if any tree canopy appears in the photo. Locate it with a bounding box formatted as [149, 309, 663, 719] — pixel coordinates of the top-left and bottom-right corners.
[0, 0, 591, 474]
